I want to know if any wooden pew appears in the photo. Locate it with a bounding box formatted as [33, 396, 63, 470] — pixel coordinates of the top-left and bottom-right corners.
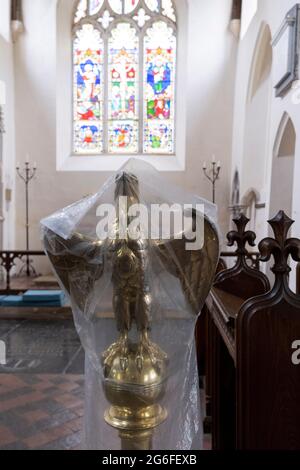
[297, 262, 300, 295]
[206, 211, 300, 449]
[205, 214, 270, 449]
[196, 258, 228, 378]
[214, 214, 269, 298]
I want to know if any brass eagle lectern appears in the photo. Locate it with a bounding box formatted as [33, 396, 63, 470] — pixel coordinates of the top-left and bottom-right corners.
[42, 170, 219, 450]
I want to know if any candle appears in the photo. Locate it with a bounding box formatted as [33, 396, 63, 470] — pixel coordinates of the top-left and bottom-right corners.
[25, 154, 30, 164]
[33, 162, 37, 170]
[203, 161, 207, 170]
[212, 154, 216, 164]
[16, 162, 20, 170]
[217, 161, 221, 169]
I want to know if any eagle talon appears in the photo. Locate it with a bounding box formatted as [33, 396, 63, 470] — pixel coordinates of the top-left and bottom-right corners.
[136, 355, 143, 372]
[135, 331, 168, 370]
[102, 333, 129, 371]
[120, 356, 129, 371]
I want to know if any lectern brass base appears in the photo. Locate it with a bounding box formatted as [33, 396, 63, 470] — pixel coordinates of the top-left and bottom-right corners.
[105, 404, 167, 450]
[105, 404, 167, 430]
[118, 430, 157, 451]
[102, 342, 168, 450]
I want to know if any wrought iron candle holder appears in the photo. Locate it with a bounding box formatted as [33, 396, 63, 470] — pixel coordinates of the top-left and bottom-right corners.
[16, 160, 37, 276]
[202, 157, 221, 204]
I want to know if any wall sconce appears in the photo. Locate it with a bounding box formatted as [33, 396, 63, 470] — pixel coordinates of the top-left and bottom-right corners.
[230, 0, 242, 38]
[202, 155, 222, 204]
[11, 0, 24, 42]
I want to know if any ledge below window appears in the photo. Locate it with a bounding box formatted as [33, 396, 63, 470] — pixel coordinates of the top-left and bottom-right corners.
[56, 154, 186, 172]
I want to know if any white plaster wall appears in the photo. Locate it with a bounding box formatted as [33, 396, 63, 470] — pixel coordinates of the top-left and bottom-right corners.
[56, 0, 188, 172]
[240, 0, 258, 39]
[0, 0, 11, 42]
[231, 0, 300, 242]
[0, 0, 16, 250]
[269, 154, 294, 217]
[12, 0, 237, 273]
[231, 0, 300, 289]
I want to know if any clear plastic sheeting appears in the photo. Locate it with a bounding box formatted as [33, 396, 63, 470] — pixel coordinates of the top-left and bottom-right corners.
[41, 159, 219, 450]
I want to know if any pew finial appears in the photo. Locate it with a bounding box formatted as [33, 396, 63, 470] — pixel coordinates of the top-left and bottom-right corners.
[227, 213, 256, 255]
[214, 213, 270, 298]
[259, 211, 300, 276]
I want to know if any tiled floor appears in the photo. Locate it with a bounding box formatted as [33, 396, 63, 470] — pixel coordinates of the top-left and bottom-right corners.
[0, 374, 84, 450]
[0, 318, 85, 450]
[0, 318, 211, 450]
[0, 319, 84, 374]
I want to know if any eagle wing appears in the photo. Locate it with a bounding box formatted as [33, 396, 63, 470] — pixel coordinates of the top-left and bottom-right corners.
[42, 228, 104, 311]
[153, 212, 219, 314]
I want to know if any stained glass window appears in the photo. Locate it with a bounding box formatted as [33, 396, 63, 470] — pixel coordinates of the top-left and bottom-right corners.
[162, 0, 176, 22]
[143, 21, 176, 154]
[124, 0, 139, 13]
[145, 0, 159, 12]
[73, 0, 177, 155]
[108, 23, 139, 153]
[74, 0, 87, 23]
[89, 0, 104, 15]
[108, 0, 122, 14]
[73, 24, 104, 154]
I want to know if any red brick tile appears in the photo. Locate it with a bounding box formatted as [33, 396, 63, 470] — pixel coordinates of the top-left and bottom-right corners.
[54, 393, 73, 404]
[66, 417, 83, 432]
[58, 382, 79, 392]
[0, 385, 12, 396]
[23, 425, 71, 449]
[36, 374, 55, 382]
[0, 374, 85, 450]
[66, 400, 83, 410]
[73, 406, 84, 417]
[50, 424, 72, 440]
[22, 409, 49, 424]
[54, 394, 82, 409]
[65, 374, 83, 382]
[0, 375, 26, 390]
[0, 425, 17, 446]
[0, 391, 45, 412]
[34, 381, 54, 391]
[23, 432, 53, 449]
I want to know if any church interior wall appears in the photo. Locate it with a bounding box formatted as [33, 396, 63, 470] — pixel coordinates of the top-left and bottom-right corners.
[231, 0, 300, 251]
[0, 0, 16, 250]
[3, 0, 300, 277]
[2, 0, 237, 275]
